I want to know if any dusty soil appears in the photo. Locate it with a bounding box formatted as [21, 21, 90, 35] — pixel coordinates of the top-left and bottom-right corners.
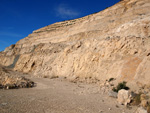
[0, 74, 137, 113]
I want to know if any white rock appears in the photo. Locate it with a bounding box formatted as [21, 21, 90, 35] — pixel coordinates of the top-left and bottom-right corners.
[1, 103, 7, 106]
[117, 89, 131, 105]
[108, 108, 111, 110]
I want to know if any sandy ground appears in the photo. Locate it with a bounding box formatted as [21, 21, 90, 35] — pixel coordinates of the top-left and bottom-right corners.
[0, 75, 137, 113]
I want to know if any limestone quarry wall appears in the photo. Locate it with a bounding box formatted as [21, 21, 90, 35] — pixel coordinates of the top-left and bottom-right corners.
[0, 0, 150, 86]
[13, 37, 150, 85]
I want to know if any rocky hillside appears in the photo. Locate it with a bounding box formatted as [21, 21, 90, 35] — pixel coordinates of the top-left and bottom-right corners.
[0, 0, 150, 88]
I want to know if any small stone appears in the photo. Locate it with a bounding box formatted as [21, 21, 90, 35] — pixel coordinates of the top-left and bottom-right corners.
[108, 108, 111, 110]
[1, 103, 7, 106]
[116, 105, 119, 108]
[6, 86, 9, 89]
[108, 90, 118, 98]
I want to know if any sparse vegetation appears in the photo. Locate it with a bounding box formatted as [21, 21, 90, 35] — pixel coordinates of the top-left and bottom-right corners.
[50, 75, 59, 79]
[131, 93, 142, 105]
[108, 78, 114, 82]
[43, 75, 48, 78]
[112, 81, 129, 92]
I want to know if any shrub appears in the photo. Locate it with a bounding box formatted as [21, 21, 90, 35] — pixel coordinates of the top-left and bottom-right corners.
[131, 93, 142, 105]
[50, 75, 59, 79]
[112, 81, 129, 92]
[43, 75, 48, 78]
[108, 78, 114, 82]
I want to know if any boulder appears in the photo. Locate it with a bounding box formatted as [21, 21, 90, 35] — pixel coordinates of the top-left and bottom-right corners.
[117, 89, 131, 105]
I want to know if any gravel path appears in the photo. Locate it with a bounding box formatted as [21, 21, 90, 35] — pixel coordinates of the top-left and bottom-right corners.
[0, 75, 137, 113]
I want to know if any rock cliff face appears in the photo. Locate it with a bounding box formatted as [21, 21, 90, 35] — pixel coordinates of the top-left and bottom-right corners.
[0, 0, 150, 86]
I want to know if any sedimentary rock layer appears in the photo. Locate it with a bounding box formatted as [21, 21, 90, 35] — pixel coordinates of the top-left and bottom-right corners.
[0, 0, 150, 86]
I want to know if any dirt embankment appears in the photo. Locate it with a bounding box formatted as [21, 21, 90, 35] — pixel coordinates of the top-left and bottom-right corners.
[0, 65, 34, 89]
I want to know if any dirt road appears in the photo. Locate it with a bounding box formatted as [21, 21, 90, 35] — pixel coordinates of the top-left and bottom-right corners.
[0, 75, 137, 113]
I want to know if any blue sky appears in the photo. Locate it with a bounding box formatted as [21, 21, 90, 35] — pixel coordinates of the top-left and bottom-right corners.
[0, 0, 120, 51]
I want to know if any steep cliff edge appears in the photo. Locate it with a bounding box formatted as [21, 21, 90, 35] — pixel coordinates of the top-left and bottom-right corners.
[0, 0, 150, 88]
